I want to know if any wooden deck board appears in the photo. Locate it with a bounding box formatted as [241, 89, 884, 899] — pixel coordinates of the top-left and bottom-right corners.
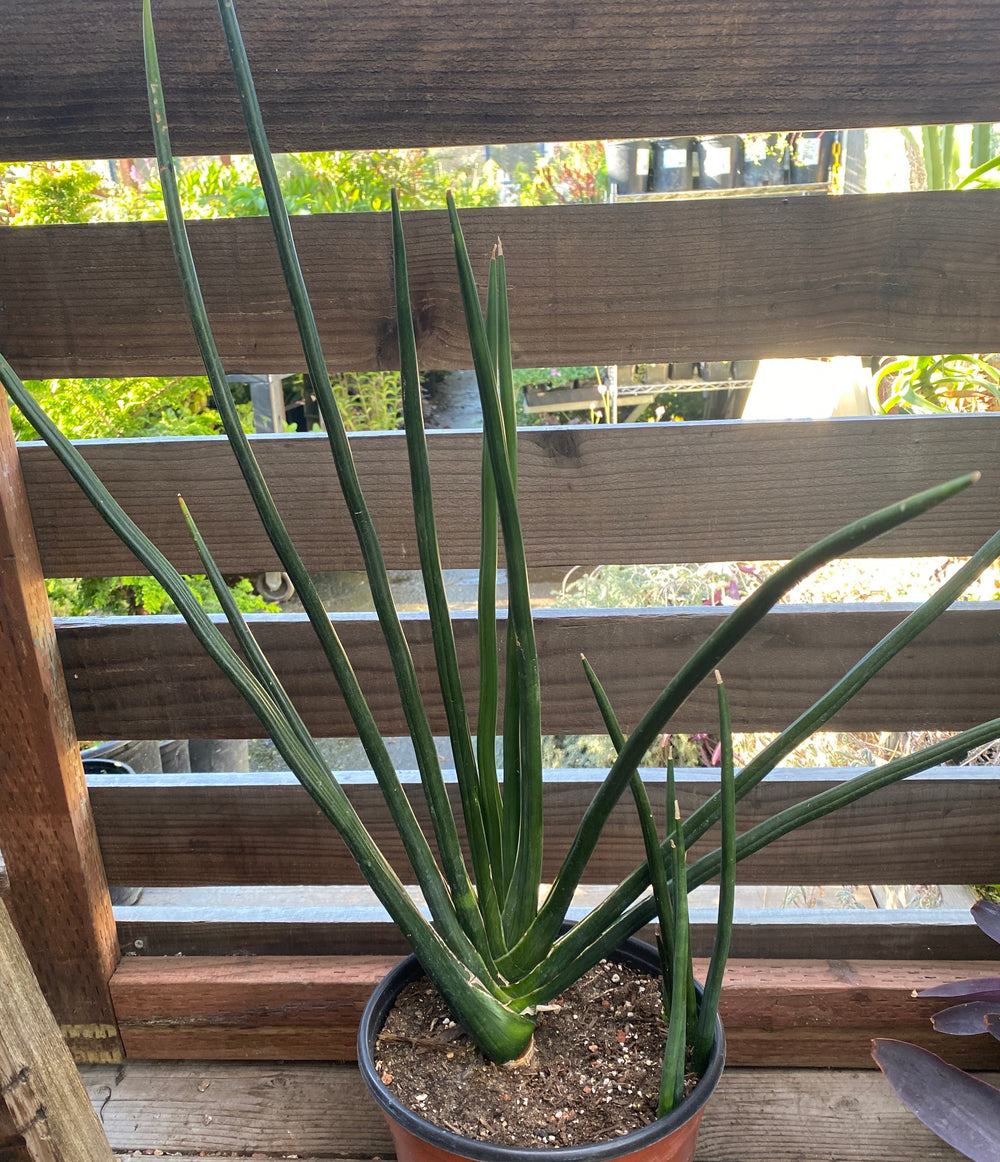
[80, 1060, 988, 1160]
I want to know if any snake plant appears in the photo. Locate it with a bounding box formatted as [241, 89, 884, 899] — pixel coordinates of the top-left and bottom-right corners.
[4, 1, 1000, 1099]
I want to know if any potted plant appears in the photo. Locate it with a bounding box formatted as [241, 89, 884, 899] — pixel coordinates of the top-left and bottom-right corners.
[4, 1, 1000, 1158]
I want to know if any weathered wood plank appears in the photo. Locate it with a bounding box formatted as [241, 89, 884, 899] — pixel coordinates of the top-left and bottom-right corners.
[80, 1059, 992, 1160]
[5, 0, 1000, 161]
[18, 418, 1000, 578]
[90, 767, 1000, 887]
[694, 1068, 982, 1161]
[0, 408, 121, 1063]
[114, 906, 999, 962]
[82, 1062, 393, 1158]
[111, 956, 392, 1061]
[4, 195, 1000, 377]
[60, 603, 1000, 738]
[108, 956, 1000, 1067]
[0, 897, 116, 1162]
[0, 1106, 29, 1162]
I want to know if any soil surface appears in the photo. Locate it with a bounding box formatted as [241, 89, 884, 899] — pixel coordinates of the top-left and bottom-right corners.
[375, 959, 698, 1149]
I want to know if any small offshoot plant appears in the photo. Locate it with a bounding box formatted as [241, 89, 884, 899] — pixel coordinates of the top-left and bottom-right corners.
[5, 0, 1000, 1119]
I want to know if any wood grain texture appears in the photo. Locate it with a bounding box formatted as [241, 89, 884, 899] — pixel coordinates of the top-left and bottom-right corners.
[82, 1061, 393, 1158]
[5, 195, 1000, 377]
[111, 955, 396, 1061]
[90, 768, 1000, 887]
[4, 0, 1000, 161]
[693, 1068, 983, 1161]
[0, 898, 116, 1162]
[0, 410, 121, 1062]
[0, 1107, 28, 1162]
[79, 1059, 992, 1160]
[114, 906, 1000, 962]
[18, 418, 1000, 578]
[108, 955, 1000, 1067]
[57, 602, 1000, 738]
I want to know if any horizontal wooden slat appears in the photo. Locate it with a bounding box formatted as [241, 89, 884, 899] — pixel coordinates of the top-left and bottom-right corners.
[90, 767, 1000, 886]
[5, 195, 1000, 377]
[62, 604, 1000, 738]
[5, 0, 1000, 161]
[108, 955, 1000, 1067]
[19, 418, 1000, 578]
[114, 906, 999, 962]
[111, 955, 391, 1060]
[80, 1059, 997, 1161]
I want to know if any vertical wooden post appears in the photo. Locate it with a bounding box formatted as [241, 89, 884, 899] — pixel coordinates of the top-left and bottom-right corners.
[0, 895, 116, 1162]
[0, 1103, 31, 1162]
[0, 404, 121, 1063]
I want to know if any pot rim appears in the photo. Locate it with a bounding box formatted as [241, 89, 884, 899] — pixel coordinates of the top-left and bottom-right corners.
[357, 931, 725, 1162]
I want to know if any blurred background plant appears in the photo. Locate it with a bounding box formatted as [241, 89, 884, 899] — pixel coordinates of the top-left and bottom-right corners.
[46, 573, 275, 617]
[0, 141, 607, 227]
[873, 354, 1000, 415]
[7, 375, 243, 441]
[874, 125, 1000, 415]
[329, 370, 403, 431]
[510, 140, 608, 204]
[0, 160, 105, 224]
[903, 122, 1000, 191]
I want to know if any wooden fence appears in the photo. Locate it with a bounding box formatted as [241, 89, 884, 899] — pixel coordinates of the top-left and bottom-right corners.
[1, 0, 999, 1157]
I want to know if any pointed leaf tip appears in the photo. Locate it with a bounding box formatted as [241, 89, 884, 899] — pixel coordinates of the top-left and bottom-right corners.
[972, 899, 1000, 946]
[931, 1001, 1000, 1036]
[873, 1038, 1000, 1162]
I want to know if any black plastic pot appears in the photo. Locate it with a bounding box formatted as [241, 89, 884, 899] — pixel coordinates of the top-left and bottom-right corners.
[604, 141, 653, 196]
[693, 136, 742, 190]
[740, 133, 790, 187]
[358, 933, 725, 1162]
[789, 130, 842, 185]
[650, 138, 694, 192]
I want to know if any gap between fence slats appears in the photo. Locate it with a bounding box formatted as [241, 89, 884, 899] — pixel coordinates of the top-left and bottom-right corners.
[4, 195, 1000, 377]
[88, 768, 1000, 886]
[5, 0, 1000, 161]
[60, 605, 1000, 738]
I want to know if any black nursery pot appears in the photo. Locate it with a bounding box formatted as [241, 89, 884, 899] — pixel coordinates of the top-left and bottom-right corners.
[358, 933, 725, 1162]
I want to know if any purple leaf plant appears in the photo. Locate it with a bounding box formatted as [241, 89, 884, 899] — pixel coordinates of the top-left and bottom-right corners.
[872, 900, 1000, 1161]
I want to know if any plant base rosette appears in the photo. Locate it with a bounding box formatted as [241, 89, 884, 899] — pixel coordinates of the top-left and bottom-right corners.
[358, 935, 725, 1162]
